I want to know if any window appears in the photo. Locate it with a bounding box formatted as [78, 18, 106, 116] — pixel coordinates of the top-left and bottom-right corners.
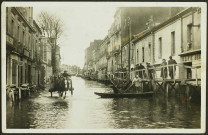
[35, 40, 37, 52]
[142, 47, 144, 62]
[171, 31, 175, 55]
[158, 37, 162, 58]
[187, 24, 193, 50]
[137, 49, 139, 63]
[185, 62, 192, 79]
[131, 44, 134, 59]
[44, 46, 47, 61]
[149, 43, 151, 61]
[28, 35, 31, 50]
[11, 20, 14, 36]
[19, 64, 23, 85]
[22, 30, 25, 45]
[28, 65, 31, 83]
[12, 60, 17, 84]
[112, 60, 114, 72]
[25, 63, 27, 83]
[17, 26, 20, 42]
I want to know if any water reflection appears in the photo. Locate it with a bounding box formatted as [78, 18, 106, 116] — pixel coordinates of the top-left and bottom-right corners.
[6, 77, 200, 129]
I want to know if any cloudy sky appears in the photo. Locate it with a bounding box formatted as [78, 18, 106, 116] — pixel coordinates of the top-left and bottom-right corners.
[33, 3, 118, 68]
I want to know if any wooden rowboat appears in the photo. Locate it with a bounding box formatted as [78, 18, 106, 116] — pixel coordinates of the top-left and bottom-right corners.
[94, 91, 154, 98]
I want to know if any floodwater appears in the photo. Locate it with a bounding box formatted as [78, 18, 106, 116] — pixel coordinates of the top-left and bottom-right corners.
[6, 76, 200, 129]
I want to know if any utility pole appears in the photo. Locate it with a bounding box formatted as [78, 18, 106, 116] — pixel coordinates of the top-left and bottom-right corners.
[120, 44, 122, 70]
[51, 37, 56, 75]
[52, 37, 58, 76]
[54, 38, 57, 74]
[128, 17, 131, 80]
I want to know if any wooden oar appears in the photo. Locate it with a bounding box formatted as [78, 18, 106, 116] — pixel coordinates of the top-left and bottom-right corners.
[110, 78, 123, 94]
[124, 84, 134, 93]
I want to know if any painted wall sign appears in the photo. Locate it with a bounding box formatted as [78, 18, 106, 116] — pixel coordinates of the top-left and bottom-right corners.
[23, 49, 29, 57]
[182, 54, 201, 62]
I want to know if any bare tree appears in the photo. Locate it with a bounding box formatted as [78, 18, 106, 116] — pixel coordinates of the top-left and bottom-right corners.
[37, 11, 63, 74]
[37, 11, 63, 40]
[52, 16, 63, 40]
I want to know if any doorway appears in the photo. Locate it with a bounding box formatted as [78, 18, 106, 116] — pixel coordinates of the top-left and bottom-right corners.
[184, 62, 192, 79]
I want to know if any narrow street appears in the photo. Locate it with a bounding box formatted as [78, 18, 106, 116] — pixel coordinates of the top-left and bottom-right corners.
[7, 76, 200, 129]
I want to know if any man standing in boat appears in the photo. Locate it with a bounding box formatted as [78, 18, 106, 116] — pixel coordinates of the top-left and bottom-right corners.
[132, 75, 142, 93]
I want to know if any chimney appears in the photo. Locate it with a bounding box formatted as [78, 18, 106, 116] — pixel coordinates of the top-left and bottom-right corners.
[145, 16, 155, 30]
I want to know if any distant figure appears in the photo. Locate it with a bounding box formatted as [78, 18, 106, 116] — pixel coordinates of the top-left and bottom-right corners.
[62, 71, 72, 91]
[62, 70, 69, 78]
[132, 75, 142, 93]
[168, 56, 177, 79]
[138, 63, 145, 79]
[146, 62, 153, 79]
[160, 59, 167, 79]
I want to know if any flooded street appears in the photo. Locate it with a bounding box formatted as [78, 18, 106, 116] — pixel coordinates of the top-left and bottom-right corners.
[7, 76, 200, 129]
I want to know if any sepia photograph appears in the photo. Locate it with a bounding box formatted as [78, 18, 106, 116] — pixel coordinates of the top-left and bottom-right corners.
[1, 2, 207, 134]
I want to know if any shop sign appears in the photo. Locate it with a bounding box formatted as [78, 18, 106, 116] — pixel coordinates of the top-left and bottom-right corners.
[6, 35, 13, 45]
[182, 54, 201, 62]
[23, 49, 29, 57]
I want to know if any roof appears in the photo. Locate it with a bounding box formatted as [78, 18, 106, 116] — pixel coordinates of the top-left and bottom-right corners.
[132, 29, 152, 43]
[33, 20, 42, 34]
[11, 7, 35, 32]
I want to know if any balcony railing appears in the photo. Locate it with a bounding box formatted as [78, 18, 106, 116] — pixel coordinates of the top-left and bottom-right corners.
[130, 64, 201, 86]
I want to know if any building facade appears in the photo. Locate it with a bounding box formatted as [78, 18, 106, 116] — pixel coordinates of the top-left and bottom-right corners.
[6, 7, 57, 88]
[97, 36, 109, 81]
[84, 7, 201, 85]
[32, 20, 43, 86]
[130, 7, 201, 81]
[40, 37, 53, 84]
[106, 7, 177, 75]
[83, 40, 102, 79]
[6, 7, 36, 87]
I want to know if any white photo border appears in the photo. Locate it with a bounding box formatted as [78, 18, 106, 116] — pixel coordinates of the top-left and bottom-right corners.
[1, 1, 207, 134]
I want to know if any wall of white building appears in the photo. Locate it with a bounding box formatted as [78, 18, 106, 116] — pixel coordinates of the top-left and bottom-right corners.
[154, 18, 182, 79]
[134, 34, 153, 65]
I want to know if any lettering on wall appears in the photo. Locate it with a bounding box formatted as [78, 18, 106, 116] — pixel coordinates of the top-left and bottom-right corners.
[182, 54, 201, 62]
